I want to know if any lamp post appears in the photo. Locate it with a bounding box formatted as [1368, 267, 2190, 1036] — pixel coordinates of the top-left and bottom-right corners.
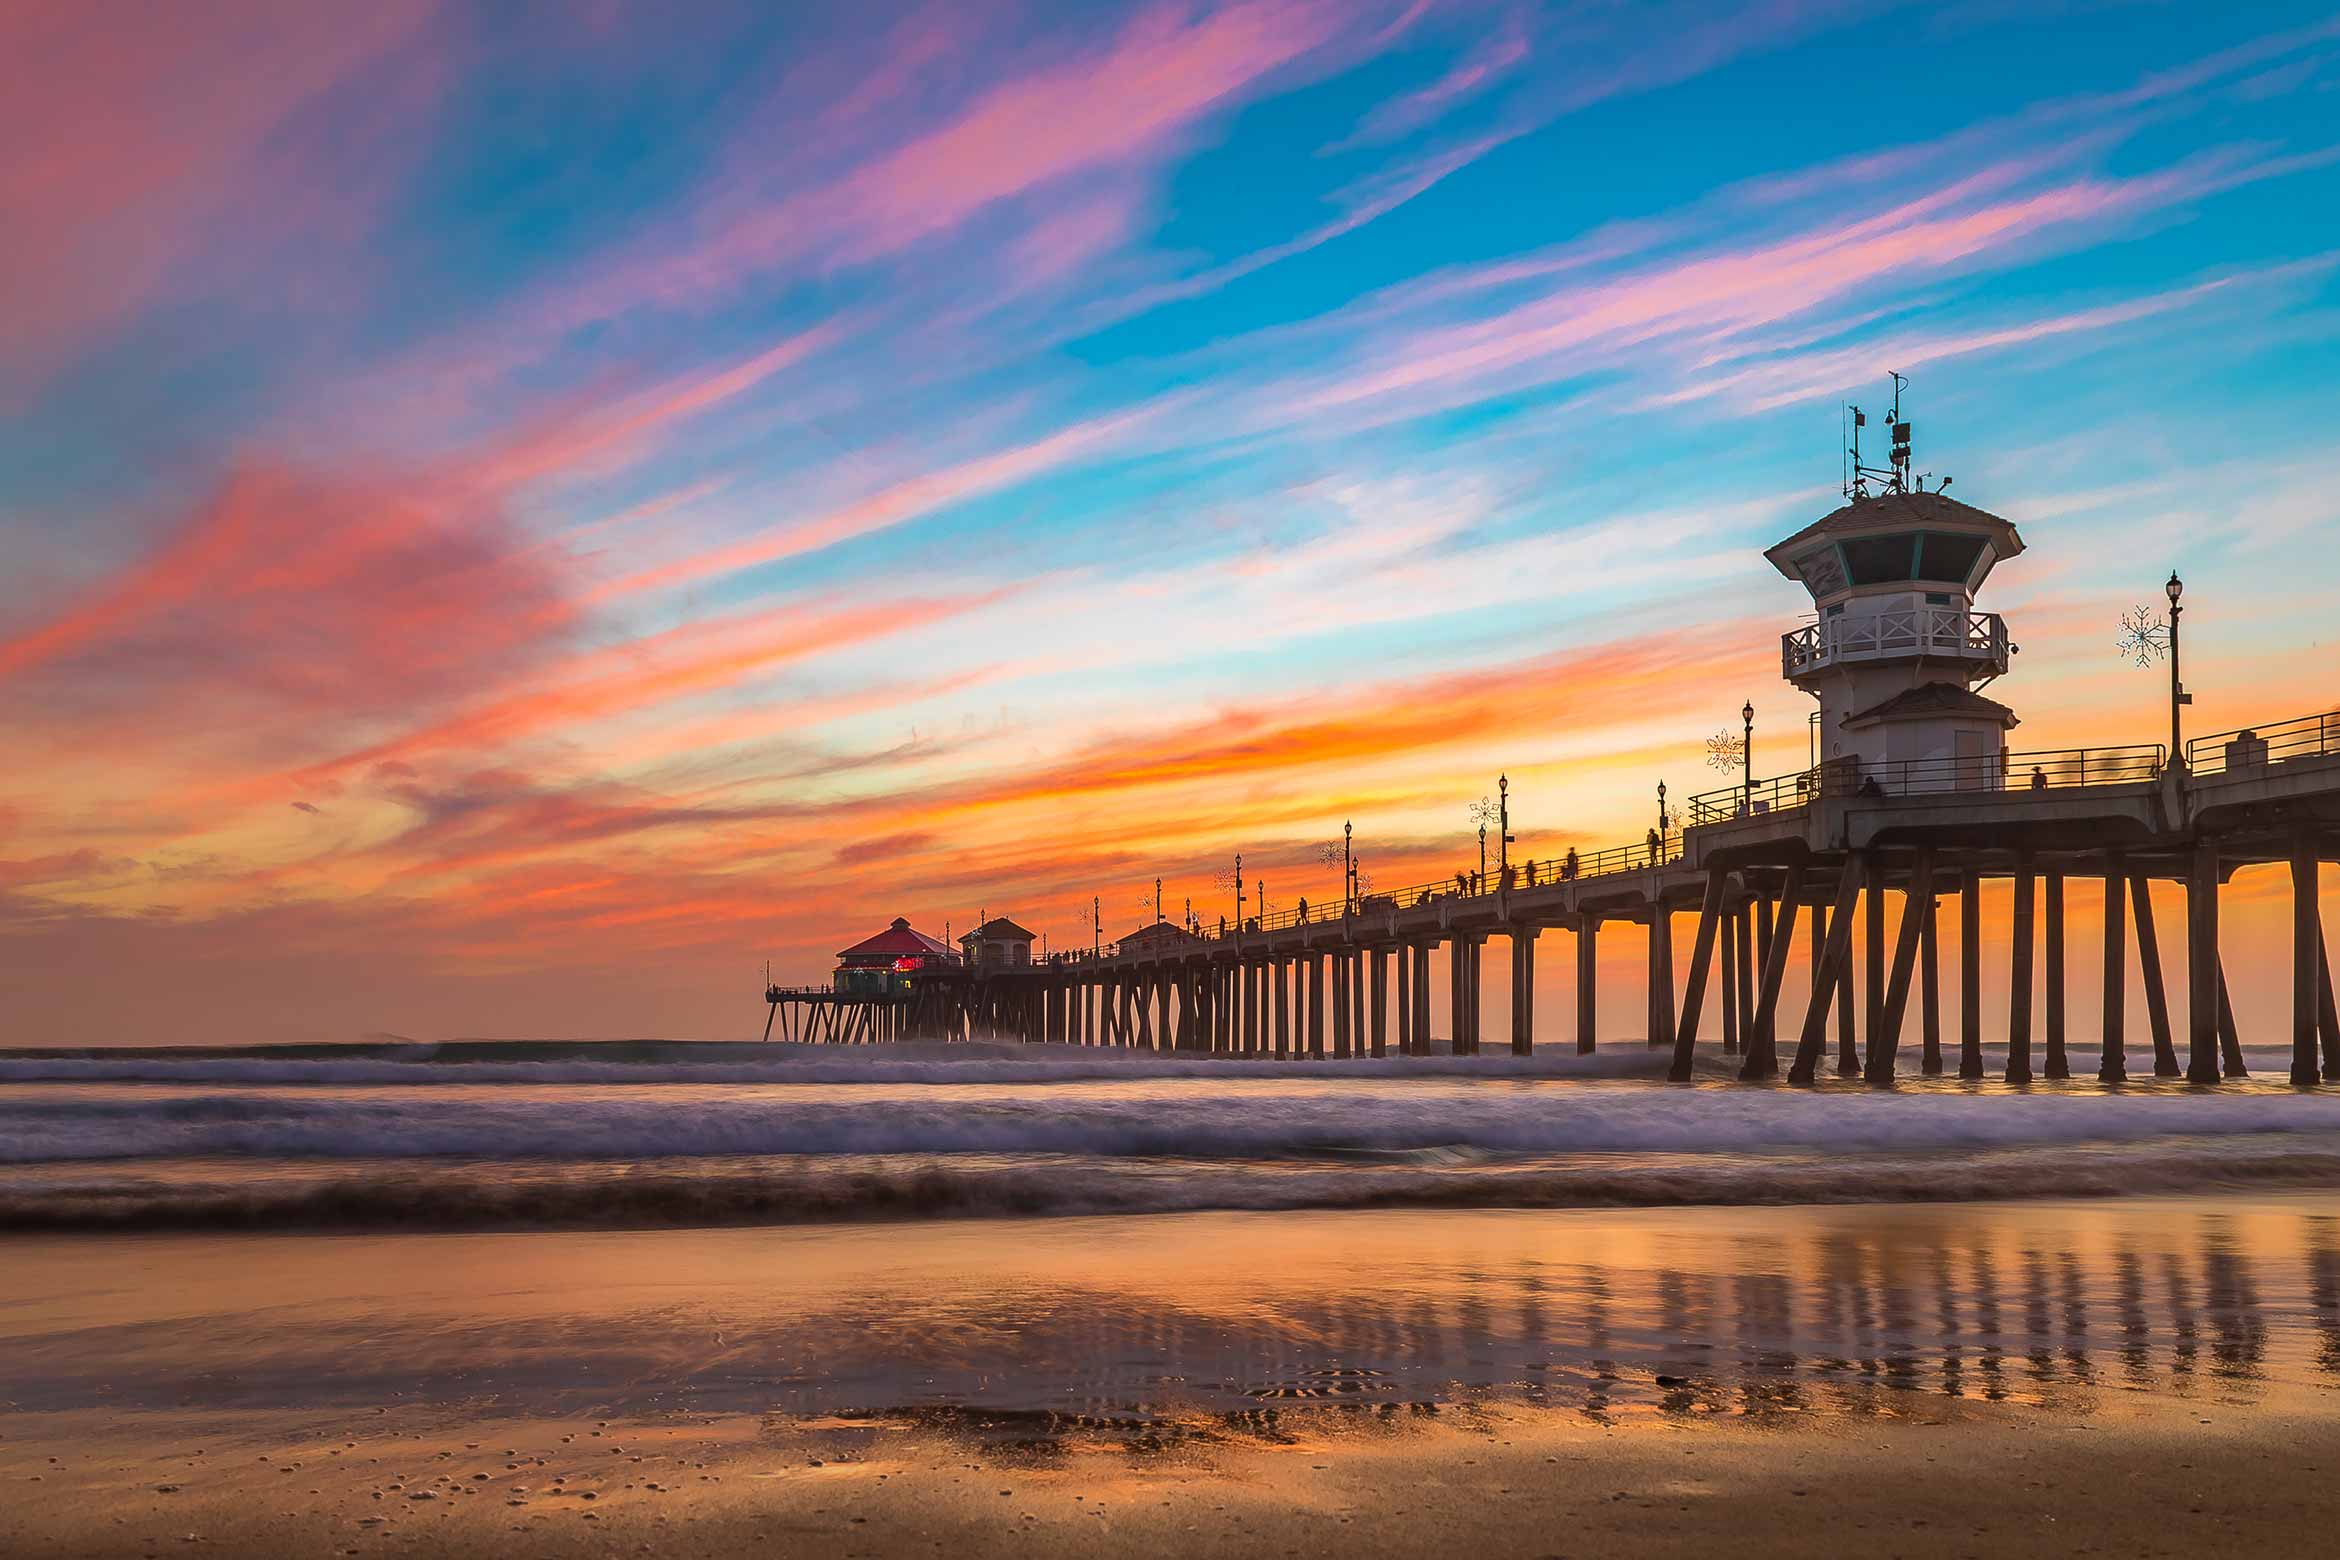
[2166, 571, 2186, 763]
[1477, 822, 1488, 885]
[1498, 774, 1513, 875]
[1657, 779, 1668, 834]
[1741, 701, 1755, 810]
[1344, 820, 1353, 914]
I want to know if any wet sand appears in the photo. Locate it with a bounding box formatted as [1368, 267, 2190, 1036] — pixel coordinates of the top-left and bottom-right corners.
[9, 1395, 2339, 1558]
[7, 1195, 2340, 1555]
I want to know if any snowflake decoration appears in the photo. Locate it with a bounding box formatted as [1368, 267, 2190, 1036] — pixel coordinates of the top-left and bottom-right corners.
[1468, 796, 1501, 829]
[1706, 730, 1747, 773]
[2117, 604, 2170, 667]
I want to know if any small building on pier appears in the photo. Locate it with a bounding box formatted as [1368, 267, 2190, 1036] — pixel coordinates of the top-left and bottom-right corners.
[834, 917, 956, 995]
[959, 916, 1037, 970]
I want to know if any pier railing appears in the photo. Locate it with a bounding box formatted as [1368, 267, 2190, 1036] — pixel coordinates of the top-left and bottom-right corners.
[2185, 710, 2340, 776]
[1173, 835, 1683, 946]
[1685, 742, 2166, 825]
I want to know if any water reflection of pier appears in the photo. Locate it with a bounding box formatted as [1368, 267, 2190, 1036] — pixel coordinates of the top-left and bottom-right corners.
[786, 1206, 2340, 1430]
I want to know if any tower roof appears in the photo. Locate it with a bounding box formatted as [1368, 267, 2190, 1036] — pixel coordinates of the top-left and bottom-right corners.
[1765, 490, 2022, 584]
[961, 916, 1036, 942]
[1840, 683, 2019, 730]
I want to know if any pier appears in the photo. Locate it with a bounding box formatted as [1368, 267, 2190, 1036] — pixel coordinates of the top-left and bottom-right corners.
[769, 430, 2340, 1084]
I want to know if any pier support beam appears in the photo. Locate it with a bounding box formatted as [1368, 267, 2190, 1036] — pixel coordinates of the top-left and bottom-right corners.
[1647, 906, 1675, 1048]
[2006, 856, 2035, 1084]
[1919, 887, 1942, 1075]
[1790, 855, 1868, 1084]
[2187, 845, 2222, 1084]
[2100, 854, 2128, 1081]
[1396, 944, 1414, 1054]
[1863, 867, 1888, 1072]
[1415, 943, 1433, 1052]
[1743, 862, 1807, 1082]
[1719, 895, 1741, 1057]
[2044, 868, 2069, 1080]
[2295, 835, 2324, 1085]
[1666, 867, 1729, 1082]
[1372, 947, 1390, 1058]
[1331, 949, 1351, 1059]
[1576, 917, 1599, 1053]
[1273, 957, 1290, 1060]
[1870, 850, 1935, 1084]
[1510, 931, 1535, 1055]
[2322, 936, 2340, 1082]
[1736, 902, 1757, 1060]
[1959, 870, 1984, 1080]
[2131, 873, 2180, 1075]
[2219, 962, 2247, 1078]
[1309, 954, 1327, 1059]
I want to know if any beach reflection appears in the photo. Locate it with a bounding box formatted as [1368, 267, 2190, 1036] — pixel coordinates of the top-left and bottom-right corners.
[5, 1198, 2338, 1437]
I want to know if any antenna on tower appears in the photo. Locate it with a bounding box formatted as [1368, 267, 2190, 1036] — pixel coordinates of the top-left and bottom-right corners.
[1887, 371, 1912, 494]
[1845, 372, 1943, 497]
[1844, 402, 1869, 500]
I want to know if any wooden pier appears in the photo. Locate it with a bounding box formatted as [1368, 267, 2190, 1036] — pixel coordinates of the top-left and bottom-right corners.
[770, 711, 2340, 1085]
[766, 468, 2339, 1084]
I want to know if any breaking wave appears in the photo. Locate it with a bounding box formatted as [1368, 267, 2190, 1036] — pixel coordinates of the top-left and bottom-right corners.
[5, 1082, 2339, 1165]
[0, 1039, 1669, 1087]
[8, 1138, 2340, 1231]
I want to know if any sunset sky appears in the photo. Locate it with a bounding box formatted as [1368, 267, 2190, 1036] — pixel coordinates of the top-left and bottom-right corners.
[6, 1, 2339, 1045]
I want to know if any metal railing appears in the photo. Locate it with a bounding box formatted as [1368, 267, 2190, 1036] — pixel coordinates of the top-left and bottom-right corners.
[1686, 742, 2165, 824]
[2186, 710, 2340, 777]
[1782, 608, 2007, 678]
[1160, 835, 1681, 951]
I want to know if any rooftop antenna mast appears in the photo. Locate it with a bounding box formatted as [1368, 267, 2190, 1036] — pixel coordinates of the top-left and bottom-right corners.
[1846, 371, 1935, 498]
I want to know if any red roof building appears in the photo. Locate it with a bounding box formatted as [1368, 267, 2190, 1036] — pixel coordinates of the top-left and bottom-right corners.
[834, 917, 956, 994]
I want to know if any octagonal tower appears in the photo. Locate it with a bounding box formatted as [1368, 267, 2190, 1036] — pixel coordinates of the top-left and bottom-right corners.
[1765, 488, 2023, 791]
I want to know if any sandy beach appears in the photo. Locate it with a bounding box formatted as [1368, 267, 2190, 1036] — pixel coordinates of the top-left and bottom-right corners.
[9, 1389, 2338, 1557]
[7, 1194, 2340, 1557]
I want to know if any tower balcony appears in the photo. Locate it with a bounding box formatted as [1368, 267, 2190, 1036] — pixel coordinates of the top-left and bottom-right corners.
[1782, 607, 2009, 680]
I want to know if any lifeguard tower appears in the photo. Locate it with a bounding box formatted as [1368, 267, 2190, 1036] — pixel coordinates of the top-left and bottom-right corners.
[1765, 379, 2021, 793]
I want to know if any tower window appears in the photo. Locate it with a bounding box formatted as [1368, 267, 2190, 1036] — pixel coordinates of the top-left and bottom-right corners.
[1839, 534, 1914, 585]
[1916, 531, 1986, 581]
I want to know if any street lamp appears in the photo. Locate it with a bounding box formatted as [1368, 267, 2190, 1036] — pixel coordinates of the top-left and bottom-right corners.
[1741, 701, 1755, 809]
[1497, 774, 1514, 875]
[2165, 571, 2187, 762]
[1657, 779, 1668, 833]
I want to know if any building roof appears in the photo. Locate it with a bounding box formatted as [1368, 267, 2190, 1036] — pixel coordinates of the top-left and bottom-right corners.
[836, 917, 954, 960]
[1765, 489, 2023, 580]
[1840, 683, 2020, 730]
[1117, 918, 1199, 945]
[960, 916, 1036, 942]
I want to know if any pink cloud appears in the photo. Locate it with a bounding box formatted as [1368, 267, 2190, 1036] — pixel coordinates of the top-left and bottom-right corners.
[1287, 155, 2252, 424]
[0, 0, 440, 404]
[590, 406, 1154, 602]
[551, 0, 1365, 325]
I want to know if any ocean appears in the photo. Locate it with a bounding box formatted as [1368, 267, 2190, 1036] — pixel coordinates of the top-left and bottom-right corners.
[5, 1037, 2339, 1233]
